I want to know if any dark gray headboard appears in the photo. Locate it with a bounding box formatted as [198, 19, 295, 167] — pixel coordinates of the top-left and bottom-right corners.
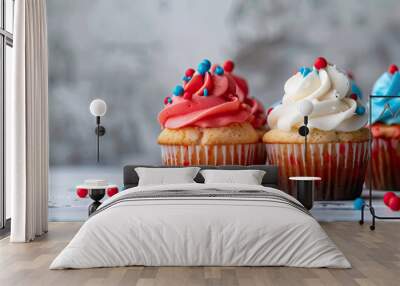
[123, 165, 279, 189]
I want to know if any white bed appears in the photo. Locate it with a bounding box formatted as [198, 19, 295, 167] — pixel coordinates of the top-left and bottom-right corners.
[50, 183, 350, 269]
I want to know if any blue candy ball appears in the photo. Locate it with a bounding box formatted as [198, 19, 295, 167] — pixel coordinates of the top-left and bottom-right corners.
[173, 85, 184, 96]
[197, 63, 209, 75]
[215, 66, 224, 75]
[298, 66, 311, 77]
[355, 105, 366, 115]
[353, 197, 364, 210]
[201, 59, 211, 70]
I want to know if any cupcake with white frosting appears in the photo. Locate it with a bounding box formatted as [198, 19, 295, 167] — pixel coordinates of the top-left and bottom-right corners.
[263, 57, 369, 200]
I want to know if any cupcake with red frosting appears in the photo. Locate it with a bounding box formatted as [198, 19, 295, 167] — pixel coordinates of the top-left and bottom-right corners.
[366, 64, 400, 190]
[263, 57, 369, 200]
[223, 60, 268, 164]
[158, 59, 260, 166]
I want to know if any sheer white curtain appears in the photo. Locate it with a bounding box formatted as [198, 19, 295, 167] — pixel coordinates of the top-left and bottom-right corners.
[8, 0, 49, 242]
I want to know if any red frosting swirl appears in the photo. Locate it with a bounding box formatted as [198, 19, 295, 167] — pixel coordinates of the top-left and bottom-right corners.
[158, 66, 254, 129]
[228, 70, 267, 129]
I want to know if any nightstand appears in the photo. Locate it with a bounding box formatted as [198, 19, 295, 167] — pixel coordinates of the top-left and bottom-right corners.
[289, 177, 321, 210]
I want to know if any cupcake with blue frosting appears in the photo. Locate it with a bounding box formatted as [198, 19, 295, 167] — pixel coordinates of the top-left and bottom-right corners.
[368, 64, 400, 190]
[263, 57, 369, 200]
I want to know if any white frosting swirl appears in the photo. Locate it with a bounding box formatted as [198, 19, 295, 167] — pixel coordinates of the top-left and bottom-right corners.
[268, 65, 367, 132]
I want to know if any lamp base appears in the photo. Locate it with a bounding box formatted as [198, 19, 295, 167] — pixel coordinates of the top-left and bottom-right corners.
[95, 126, 106, 136]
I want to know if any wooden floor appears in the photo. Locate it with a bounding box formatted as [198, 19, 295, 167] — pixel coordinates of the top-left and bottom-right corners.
[0, 222, 399, 286]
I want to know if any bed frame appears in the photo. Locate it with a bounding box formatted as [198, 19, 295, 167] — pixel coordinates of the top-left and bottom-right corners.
[123, 165, 279, 189]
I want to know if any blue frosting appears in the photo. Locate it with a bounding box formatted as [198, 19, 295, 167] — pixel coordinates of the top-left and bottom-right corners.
[371, 72, 400, 124]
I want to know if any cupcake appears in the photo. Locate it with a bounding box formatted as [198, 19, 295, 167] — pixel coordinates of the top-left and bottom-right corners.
[366, 64, 400, 191]
[223, 60, 268, 164]
[158, 59, 260, 166]
[263, 57, 369, 200]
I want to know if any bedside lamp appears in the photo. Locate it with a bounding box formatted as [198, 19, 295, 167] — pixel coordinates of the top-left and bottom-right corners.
[289, 100, 320, 210]
[89, 99, 107, 163]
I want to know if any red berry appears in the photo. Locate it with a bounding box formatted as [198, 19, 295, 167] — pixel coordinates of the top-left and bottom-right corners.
[388, 196, 400, 211]
[107, 187, 119, 197]
[314, 57, 328, 70]
[185, 68, 195, 77]
[183, 92, 192, 100]
[76, 188, 88, 198]
[223, 60, 235, 72]
[384, 192, 396, 206]
[388, 64, 398, 74]
[350, 93, 358, 101]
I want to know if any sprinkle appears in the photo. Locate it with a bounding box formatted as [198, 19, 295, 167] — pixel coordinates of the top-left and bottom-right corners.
[299, 66, 311, 77]
[314, 57, 328, 70]
[355, 105, 366, 115]
[267, 107, 273, 116]
[215, 66, 224, 75]
[185, 68, 195, 77]
[203, 88, 209, 96]
[223, 60, 235, 72]
[163, 97, 170, 105]
[388, 64, 398, 75]
[173, 85, 184, 96]
[168, 97, 172, 104]
[197, 63, 209, 75]
[350, 93, 358, 101]
[201, 59, 211, 70]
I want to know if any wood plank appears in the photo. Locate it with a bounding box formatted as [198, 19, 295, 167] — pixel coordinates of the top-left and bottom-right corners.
[0, 222, 399, 286]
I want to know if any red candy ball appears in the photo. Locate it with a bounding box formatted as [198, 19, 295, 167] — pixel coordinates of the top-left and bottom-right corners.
[76, 188, 88, 198]
[183, 92, 192, 100]
[185, 68, 195, 77]
[107, 187, 119, 197]
[388, 64, 398, 74]
[347, 71, 354, 79]
[388, 196, 400, 211]
[223, 60, 235, 72]
[350, 93, 358, 101]
[314, 57, 328, 70]
[384, 192, 396, 206]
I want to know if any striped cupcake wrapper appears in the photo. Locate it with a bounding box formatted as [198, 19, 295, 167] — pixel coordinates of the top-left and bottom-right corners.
[265, 142, 369, 200]
[366, 138, 400, 191]
[160, 144, 258, 166]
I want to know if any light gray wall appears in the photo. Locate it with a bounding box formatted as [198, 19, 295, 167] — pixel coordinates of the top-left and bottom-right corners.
[47, 0, 400, 166]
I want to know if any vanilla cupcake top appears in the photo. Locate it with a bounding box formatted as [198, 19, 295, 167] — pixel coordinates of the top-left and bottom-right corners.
[267, 57, 368, 132]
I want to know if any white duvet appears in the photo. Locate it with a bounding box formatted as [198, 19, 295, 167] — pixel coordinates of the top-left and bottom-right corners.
[50, 183, 350, 269]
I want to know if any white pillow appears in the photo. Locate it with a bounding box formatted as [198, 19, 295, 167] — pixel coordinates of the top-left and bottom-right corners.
[200, 169, 266, 185]
[135, 167, 200, 186]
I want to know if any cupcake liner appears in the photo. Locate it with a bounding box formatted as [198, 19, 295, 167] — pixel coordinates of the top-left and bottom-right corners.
[254, 142, 267, 164]
[265, 141, 369, 200]
[161, 144, 258, 166]
[366, 138, 400, 191]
